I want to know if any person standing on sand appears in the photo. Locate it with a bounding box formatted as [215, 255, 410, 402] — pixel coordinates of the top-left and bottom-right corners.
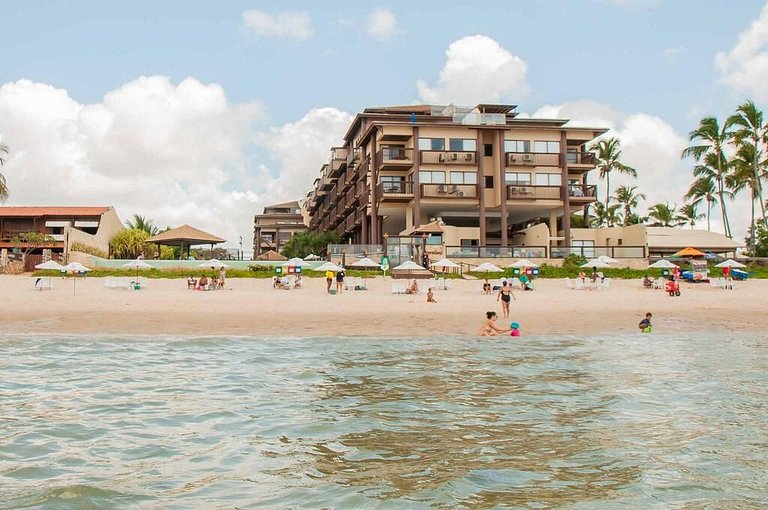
[325, 270, 334, 293]
[336, 268, 345, 294]
[496, 280, 516, 318]
[219, 267, 226, 288]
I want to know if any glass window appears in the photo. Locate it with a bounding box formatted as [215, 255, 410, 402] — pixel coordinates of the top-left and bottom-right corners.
[535, 173, 562, 186]
[426, 234, 442, 245]
[505, 172, 531, 185]
[419, 171, 445, 184]
[504, 140, 531, 153]
[484, 144, 493, 157]
[418, 138, 445, 151]
[449, 171, 478, 184]
[534, 141, 560, 154]
[449, 138, 477, 151]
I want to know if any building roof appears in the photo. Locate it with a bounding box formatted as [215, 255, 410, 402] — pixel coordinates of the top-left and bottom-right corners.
[646, 227, 741, 250]
[255, 249, 287, 261]
[0, 206, 111, 217]
[146, 224, 225, 245]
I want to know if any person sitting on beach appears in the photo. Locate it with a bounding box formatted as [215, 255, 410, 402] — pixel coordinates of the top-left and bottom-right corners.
[427, 287, 436, 303]
[406, 280, 419, 295]
[294, 275, 302, 288]
[509, 321, 521, 337]
[519, 274, 534, 291]
[482, 279, 492, 294]
[479, 311, 510, 336]
[643, 275, 653, 289]
[197, 275, 209, 290]
[578, 271, 586, 284]
[590, 269, 598, 284]
[187, 276, 197, 289]
[638, 312, 653, 333]
[211, 277, 220, 290]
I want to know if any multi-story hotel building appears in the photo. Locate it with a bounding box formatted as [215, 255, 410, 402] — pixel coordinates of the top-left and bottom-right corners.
[253, 201, 307, 257]
[305, 104, 605, 259]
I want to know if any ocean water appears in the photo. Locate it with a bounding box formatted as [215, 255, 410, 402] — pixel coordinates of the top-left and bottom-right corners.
[1, 333, 767, 509]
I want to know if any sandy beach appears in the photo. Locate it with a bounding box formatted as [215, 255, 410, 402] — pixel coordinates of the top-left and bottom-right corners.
[1, 275, 766, 337]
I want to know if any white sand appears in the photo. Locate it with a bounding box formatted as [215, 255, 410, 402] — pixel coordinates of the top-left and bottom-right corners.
[1, 275, 766, 337]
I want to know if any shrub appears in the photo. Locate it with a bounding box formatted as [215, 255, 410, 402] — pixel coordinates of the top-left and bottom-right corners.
[71, 242, 108, 259]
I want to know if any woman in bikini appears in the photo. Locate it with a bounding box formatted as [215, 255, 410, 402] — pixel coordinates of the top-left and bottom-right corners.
[496, 280, 516, 318]
[479, 311, 509, 336]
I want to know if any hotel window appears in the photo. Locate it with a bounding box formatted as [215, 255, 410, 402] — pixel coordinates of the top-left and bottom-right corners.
[535, 173, 562, 186]
[381, 175, 406, 193]
[448, 138, 477, 151]
[484, 144, 493, 157]
[572, 240, 595, 258]
[418, 138, 446, 151]
[419, 171, 446, 184]
[505, 172, 532, 185]
[504, 140, 531, 153]
[566, 149, 579, 164]
[534, 141, 560, 154]
[449, 171, 477, 185]
[426, 234, 443, 246]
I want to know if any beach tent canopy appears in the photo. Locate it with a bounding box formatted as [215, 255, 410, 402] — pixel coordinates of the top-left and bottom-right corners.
[673, 247, 706, 258]
[430, 258, 461, 269]
[147, 224, 225, 258]
[715, 259, 747, 268]
[648, 259, 679, 269]
[255, 250, 287, 261]
[405, 219, 445, 235]
[474, 262, 503, 273]
[508, 259, 539, 268]
[349, 257, 381, 268]
[314, 261, 344, 272]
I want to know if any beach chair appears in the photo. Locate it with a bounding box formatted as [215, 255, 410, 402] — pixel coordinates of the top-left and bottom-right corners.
[709, 278, 723, 289]
[34, 277, 52, 291]
[653, 278, 665, 290]
[564, 278, 573, 290]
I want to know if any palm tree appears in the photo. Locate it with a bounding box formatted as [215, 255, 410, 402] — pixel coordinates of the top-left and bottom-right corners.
[0, 142, 8, 202]
[727, 100, 767, 228]
[590, 201, 621, 227]
[727, 141, 763, 246]
[125, 214, 159, 236]
[612, 185, 646, 226]
[681, 116, 733, 238]
[589, 137, 638, 205]
[685, 177, 718, 231]
[647, 202, 684, 227]
[677, 203, 703, 229]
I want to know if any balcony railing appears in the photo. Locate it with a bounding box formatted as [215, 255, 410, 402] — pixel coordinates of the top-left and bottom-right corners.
[567, 184, 597, 200]
[421, 183, 478, 199]
[446, 246, 548, 259]
[566, 151, 596, 166]
[506, 152, 560, 167]
[377, 148, 413, 168]
[420, 150, 477, 165]
[506, 185, 561, 200]
[377, 181, 414, 199]
[549, 246, 646, 259]
[357, 156, 370, 179]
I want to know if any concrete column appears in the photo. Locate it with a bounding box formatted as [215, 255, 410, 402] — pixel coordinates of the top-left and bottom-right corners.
[477, 129, 486, 245]
[498, 129, 508, 247]
[412, 126, 421, 229]
[370, 131, 379, 245]
[361, 216, 368, 244]
[560, 130, 571, 252]
[549, 209, 558, 238]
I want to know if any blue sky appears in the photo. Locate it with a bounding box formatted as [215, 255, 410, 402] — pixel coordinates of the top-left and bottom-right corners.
[1, 1, 767, 246]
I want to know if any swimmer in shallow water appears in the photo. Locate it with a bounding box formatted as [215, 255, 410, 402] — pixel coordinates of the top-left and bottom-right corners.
[638, 312, 653, 333]
[479, 311, 510, 336]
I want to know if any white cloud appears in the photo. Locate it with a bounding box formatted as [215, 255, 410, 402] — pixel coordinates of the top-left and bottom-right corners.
[366, 8, 398, 41]
[417, 35, 528, 104]
[241, 10, 312, 41]
[715, 2, 768, 101]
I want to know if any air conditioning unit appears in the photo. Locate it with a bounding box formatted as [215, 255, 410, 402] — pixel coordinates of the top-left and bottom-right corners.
[438, 184, 447, 193]
[450, 152, 458, 160]
[438, 153, 446, 162]
[522, 154, 534, 162]
[457, 191, 465, 197]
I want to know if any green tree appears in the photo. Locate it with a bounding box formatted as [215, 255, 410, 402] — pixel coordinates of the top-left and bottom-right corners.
[612, 185, 646, 226]
[677, 203, 703, 229]
[12, 231, 55, 264]
[746, 224, 768, 257]
[125, 214, 159, 236]
[589, 137, 638, 206]
[281, 231, 339, 259]
[726, 100, 767, 228]
[685, 177, 719, 231]
[647, 202, 684, 227]
[109, 228, 152, 259]
[589, 201, 621, 227]
[726, 141, 763, 245]
[681, 116, 733, 237]
[0, 141, 8, 202]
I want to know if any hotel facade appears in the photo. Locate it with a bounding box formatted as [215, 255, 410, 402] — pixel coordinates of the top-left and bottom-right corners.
[252, 201, 307, 257]
[305, 104, 608, 261]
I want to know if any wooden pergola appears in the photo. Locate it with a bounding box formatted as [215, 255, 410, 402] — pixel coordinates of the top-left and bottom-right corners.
[147, 224, 225, 259]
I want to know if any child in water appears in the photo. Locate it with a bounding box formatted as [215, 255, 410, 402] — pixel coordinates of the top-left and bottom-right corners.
[509, 321, 521, 336]
[638, 312, 653, 333]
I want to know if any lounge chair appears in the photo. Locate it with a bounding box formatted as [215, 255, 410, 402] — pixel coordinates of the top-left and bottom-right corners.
[709, 278, 723, 289]
[34, 277, 52, 291]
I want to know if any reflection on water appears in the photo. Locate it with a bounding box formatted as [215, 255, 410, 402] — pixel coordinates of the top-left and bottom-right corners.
[1, 333, 766, 508]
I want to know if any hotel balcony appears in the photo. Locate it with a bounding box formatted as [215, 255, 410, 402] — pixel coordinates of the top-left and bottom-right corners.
[343, 187, 357, 212]
[319, 173, 334, 191]
[329, 148, 349, 178]
[506, 152, 560, 167]
[420, 183, 479, 199]
[376, 147, 413, 170]
[567, 184, 598, 202]
[357, 156, 370, 180]
[420, 150, 477, 166]
[566, 151, 596, 168]
[377, 180, 414, 201]
[506, 185, 561, 200]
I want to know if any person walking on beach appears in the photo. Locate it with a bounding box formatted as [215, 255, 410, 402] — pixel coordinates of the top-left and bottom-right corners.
[336, 268, 345, 294]
[496, 280, 515, 318]
[325, 270, 334, 293]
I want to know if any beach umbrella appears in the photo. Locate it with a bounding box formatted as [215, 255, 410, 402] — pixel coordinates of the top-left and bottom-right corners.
[673, 247, 706, 258]
[349, 257, 380, 285]
[597, 255, 620, 265]
[63, 262, 91, 295]
[282, 257, 310, 267]
[35, 260, 65, 290]
[715, 259, 747, 268]
[430, 258, 461, 272]
[473, 262, 504, 273]
[392, 260, 430, 279]
[123, 258, 154, 280]
[648, 259, 679, 269]
[508, 259, 539, 268]
[580, 259, 612, 269]
[314, 261, 344, 272]
[303, 253, 322, 261]
[199, 258, 230, 276]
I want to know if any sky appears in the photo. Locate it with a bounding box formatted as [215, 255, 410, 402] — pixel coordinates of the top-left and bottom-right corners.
[1, 0, 768, 251]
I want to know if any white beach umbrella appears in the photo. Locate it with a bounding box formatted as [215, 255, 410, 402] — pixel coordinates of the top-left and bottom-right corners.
[430, 258, 461, 269]
[35, 260, 65, 290]
[303, 253, 322, 261]
[508, 259, 539, 268]
[648, 259, 679, 269]
[282, 257, 311, 267]
[63, 262, 91, 295]
[349, 257, 380, 285]
[199, 258, 230, 270]
[393, 260, 426, 271]
[715, 259, 747, 268]
[597, 255, 620, 265]
[123, 258, 154, 280]
[314, 261, 344, 272]
[580, 259, 612, 269]
[474, 262, 504, 273]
